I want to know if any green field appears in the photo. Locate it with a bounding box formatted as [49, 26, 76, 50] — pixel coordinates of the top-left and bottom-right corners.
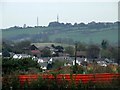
[2, 27, 64, 38]
[49, 29, 118, 44]
[2, 26, 118, 44]
[32, 43, 74, 48]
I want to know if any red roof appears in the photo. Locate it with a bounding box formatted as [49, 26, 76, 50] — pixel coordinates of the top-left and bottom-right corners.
[31, 50, 41, 54]
[77, 51, 87, 56]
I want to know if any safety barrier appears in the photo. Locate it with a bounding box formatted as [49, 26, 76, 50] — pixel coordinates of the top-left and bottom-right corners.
[18, 73, 120, 85]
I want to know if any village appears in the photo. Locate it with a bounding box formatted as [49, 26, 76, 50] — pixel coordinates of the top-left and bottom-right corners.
[1, 41, 119, 73]
[2, 41, 120, 90]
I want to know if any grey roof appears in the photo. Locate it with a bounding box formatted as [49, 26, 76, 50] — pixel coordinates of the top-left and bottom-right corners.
[39, 62, 48, 67]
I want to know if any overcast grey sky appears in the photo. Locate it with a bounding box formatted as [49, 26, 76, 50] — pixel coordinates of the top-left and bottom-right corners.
[0, 1, 119, 29]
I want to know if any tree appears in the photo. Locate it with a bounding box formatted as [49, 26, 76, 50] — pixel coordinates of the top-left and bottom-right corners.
[101, 40, 109, 49]
[2, 41, 13, 52]
[87, 45, 100, 59]
[51, 44, 55, 48]
[12, 40, 31, 53]
[77, 43, 86, 51]
[110, 46, 119, 63]
[55, 46, 64, 52]
[15, 40, 31, 49]
[52, 60, 65, 69]
[47, 63, 52, 70]
[101, 46, 119, 64]
[41, 48, 51, 57]
[78, 22, 86, 27]
[65, 46, 75, 56]
[2, 49, 10, 57]
[101, 49, 113, 59]
[2, 58, 40, 74]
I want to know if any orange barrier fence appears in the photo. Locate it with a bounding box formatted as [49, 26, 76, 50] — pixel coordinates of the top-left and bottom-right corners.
[18, 73, 120, 85]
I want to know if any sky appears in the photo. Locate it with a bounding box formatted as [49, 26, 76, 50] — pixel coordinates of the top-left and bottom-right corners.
[0, 0, 119, 29]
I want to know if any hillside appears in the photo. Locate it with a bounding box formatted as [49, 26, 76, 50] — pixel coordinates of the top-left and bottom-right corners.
[2, 21, 119, 44]
[32, 43, 74, 48]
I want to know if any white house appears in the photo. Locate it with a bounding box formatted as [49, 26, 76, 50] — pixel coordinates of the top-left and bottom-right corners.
[97, 60, 107, 67]
[39, 62, 48, 72]
[13, 54, 22, 59]
[48, 58, 53, 64]
[84, 58, 87, 62]
[37, 58, 44, 63]
[72, 60, 81, 65]
[0, 52, 2, 56]
[64, 63, 71, 66]
[13, 54, 30, 59]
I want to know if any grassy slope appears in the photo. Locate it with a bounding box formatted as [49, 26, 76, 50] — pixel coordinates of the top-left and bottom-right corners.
[50, 29, 118, 44]
[33, 43, 74, 47]
[2, 27, 47, 38]
[2, 27, 118, 44]
[2, 27, 64, 38]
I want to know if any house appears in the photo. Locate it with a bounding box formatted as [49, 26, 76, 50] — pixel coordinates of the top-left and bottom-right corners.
[39, 62, 48, 72]
[64, 62, 71, 66]
[29, 44, 38, 50]
[48, 58, 53, 64]
[0, 52, 2, 56]
[97, 60, 107, 67]
[29, 44, 41, 57]
[58, 52, 70, 57]
[32, 56, 38, 61]
[37, 58, 44, 63]
[72, 60, 81, 65]
[54, 46, 64, 53]
[76, 51, 87, 58]
[30, 50, 41, 57]
[13, 54, 31, 59]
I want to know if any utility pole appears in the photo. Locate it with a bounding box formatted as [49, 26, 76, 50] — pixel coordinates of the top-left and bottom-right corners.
[72, 42, 78, 74]
[37, 16, 39, 26]
[75, 42, 77, 66]
[57, 14, 59, 22]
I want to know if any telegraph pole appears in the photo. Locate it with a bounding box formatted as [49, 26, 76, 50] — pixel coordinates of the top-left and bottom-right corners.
[73, 42, 78, 73]
[75, 42, 77, 67]
[37, 16, 39, 26]
[57, 14, 59, 22]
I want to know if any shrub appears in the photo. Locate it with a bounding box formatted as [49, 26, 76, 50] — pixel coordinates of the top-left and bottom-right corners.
[2, 75, 20, 90]
[117, 66, 120, 73]
[71, 65, 84, 74]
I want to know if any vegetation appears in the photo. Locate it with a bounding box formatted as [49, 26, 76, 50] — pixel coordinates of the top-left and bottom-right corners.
[2, 40, 31, 54]
[2, 39, 119, 63]
[65, 46, 75, 56]
[33, 42, 74, 47]
[101, 40, 109, 49]
[1, 21, 119, 89]
[2, 58, 41, 75]
[2, 57, 119, 75]
[87, 45, 100, 59]
[2, 57, 120, 89]
[52, 60, 66, 70]
[41, 48, 52, 57]
[2, 73, 120, 90]
[2, 21, 118, 44]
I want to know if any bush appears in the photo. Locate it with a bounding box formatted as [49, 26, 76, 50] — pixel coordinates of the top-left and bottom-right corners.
[2, 75, 20, 90]
[117, 66, 120, 73]
[2, 58, 40, 75]
[71, 65, 84, 74]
